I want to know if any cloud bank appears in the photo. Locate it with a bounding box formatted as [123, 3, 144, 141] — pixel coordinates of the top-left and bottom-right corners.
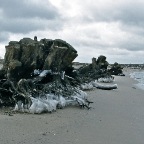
[0, 0, 144, 64]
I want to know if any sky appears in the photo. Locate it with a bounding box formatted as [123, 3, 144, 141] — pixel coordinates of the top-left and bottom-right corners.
[0, 0, 144, 64]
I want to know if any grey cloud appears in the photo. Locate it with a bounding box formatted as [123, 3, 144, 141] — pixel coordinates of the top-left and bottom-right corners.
[0, 0, 59, 19]
[74, 40, 108, 48]
[0, 18, 63, 34]
[82, 2, 144, 26]
[117, 28, 144, 51]
[119, 41, 144, 51]
[109, 4, 144, 26]
[0, 32, 9, 42]
[120, 23, 144, 38]
[79, 2, 144, 53]
[72, 31, 144, 52]
[0, 0, 63, 42]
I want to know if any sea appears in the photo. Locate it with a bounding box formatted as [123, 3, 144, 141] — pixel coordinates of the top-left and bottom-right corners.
[130, 71, 144, 90]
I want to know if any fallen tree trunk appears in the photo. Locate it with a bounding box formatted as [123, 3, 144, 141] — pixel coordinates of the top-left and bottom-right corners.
[0, 37, 119, 113]
[0, 68, 93, 113]
[92, 81, 118, 90]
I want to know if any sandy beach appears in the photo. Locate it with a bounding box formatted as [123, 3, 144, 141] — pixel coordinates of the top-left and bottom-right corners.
[0, 70, 144, 144]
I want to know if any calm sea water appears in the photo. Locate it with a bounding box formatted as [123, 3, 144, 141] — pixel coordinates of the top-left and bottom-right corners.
[130, 71, 144, 90]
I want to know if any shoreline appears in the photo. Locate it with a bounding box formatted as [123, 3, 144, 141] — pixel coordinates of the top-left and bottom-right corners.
[123, 68, 144, 90]
[0, 69, 144, 144]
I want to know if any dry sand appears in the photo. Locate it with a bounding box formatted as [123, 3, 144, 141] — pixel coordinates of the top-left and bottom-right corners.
[0, 70, 144, 144]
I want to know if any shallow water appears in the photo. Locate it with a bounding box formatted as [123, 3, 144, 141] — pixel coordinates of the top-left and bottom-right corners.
[130, 71, 144, 90]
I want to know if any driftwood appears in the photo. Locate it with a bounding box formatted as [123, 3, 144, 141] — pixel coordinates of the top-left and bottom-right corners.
[109, 62, 124, 76]
[0, 68, 93, 112]
[92, 81, 118, 90]
[97, 76, 114, 83]
[0, 37, 120, 113]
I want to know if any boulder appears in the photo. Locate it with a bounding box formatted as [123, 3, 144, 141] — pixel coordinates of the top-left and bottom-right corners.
[96, 55, 109, 69]
[109, 62, 123, 75]
[79, 55, 109, 74]
[2, 37, 78, 81]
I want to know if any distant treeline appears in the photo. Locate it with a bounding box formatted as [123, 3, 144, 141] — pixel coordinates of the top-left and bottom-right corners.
[73, 62, 144, 69]
[109, 64, 144, 69]
[120, 64, 144, 69]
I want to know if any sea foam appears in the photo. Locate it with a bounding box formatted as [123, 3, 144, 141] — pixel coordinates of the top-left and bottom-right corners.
[130, 71, 144, 90]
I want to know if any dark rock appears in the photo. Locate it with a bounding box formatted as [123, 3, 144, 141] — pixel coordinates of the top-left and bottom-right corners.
[2, 37, 78, 81]
[0, 69, 5, 79]
[34, 36, 37, 41]
[79, 55, 109, 74]
[92, 57, 97, 71]
[96, 55, 109, 69]
[78, 56, 110, 83]
[109, 62, 124, 75]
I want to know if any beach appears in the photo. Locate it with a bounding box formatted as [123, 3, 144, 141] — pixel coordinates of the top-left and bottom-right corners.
[0, 69, 144, 144]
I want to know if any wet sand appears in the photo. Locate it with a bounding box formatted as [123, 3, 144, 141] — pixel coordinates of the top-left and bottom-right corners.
[0, 70, 144, 144]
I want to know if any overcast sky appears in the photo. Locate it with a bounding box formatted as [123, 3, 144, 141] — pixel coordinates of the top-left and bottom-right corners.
[0, 0, 144, 64]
